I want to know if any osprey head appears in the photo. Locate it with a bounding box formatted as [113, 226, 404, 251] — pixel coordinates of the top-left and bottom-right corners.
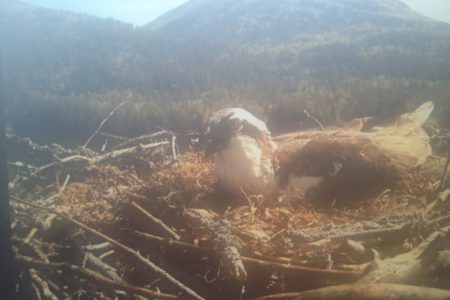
[203, 108, 278, 200]
[203, 107, 271, 157]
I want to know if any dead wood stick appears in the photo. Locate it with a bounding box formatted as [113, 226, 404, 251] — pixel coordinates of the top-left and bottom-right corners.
[45, 278, 69, 299]
[185, 209, 247, 281]
[83, 101, 128, 148]
[131, 201, 181, 240]
[38, 174, 70, 233]
[97, 132, 130, 141]
[24, 190, 62, 243]
[99, 250, 115, 260]
[359, 225, 450, 284]
[172, 136, 178, 161]
[327, 223, 411, 241]
[305, 223, 414, 258]
[95, 141, 169, 164]
[12, 198, 205, 300]
[12, 236, 49, 262]
[314, 213, 449, 245]
[7, 161, 37, 171]
[251, 283, 450, 300]
[111, 130, 173, 151]
[425, 214, 450, 228]
[29, 269, 58, 300]
[268, 228, 288, 242]
[17, 255, 177, 300]
[416, 225, 450, 260]
[133, 230, 363, 280]
[32, 155, 92, 176]
[85, 252, 124, 283]
[134, 231, 203, 251]
[32, 141, 168, 176]
[24, 228, 38, 244]
[81, 242, 113, 253]
[6, 132, 75, 162]
[124, 190, 147, 200]
[30, 283, 42, 300]
[241, 256, 362, 280]
[42, 214, 57, 232]
[185, 209, 248, 281]
[304, 109, 324, 131]
[438, 152, 449, 191]
[101, 137, 109, 152]
[59, 174, 70, 195]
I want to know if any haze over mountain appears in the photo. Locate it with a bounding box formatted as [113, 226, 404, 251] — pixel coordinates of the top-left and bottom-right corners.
[1, 0, 449, 143]
[148, 0, 428, 41]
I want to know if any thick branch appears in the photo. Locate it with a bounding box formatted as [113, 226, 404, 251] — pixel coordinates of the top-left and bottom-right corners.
[185, 209, 247, 281]
[12, 198, 205, 300]
[17, 255, 176, 299]
[251, 283, 450, 300]
[134, 230, 363, 280]
[359, 225, 450, 284]
[95, 141, 169, 164]
[111, 130, 174, 151]
[438, 152, 449, 191]
[131, 201, 180, 240]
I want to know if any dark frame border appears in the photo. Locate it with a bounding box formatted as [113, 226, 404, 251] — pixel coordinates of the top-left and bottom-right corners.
[0, 49, 16, 299]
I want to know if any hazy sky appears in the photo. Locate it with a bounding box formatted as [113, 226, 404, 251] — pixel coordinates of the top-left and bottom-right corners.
[402, 0, 450, 23]
[22, 0, 190, 26]
[21, 0, 450, 26]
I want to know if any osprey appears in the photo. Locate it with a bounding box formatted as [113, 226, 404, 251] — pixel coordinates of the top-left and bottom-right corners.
[204, 108, 277, 198]
[205, 102, 434, 207]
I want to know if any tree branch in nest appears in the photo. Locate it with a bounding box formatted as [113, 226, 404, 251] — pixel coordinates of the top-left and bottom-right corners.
[251, 283, 450, 300]
[438, 151, 449, 191]
[83, 101, 129, 149]
[185, 209, 248, 281]
[111, 130, 174, 151]
[94, 141, 170, 164]
[359, 225, 450, 285]
[83, 252, 123, 283]
[12, 198, 205, 300]
[17, 255, 177, 300]
[131, 201, 181, 240]
[29, 269, 59, 300]
[133, 229, 364, 281]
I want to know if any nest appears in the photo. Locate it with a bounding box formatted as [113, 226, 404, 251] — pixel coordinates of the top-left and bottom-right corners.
[7, 128, 450, 300]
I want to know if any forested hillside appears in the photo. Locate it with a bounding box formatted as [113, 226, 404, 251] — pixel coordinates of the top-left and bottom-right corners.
[1, 0, 450, 144]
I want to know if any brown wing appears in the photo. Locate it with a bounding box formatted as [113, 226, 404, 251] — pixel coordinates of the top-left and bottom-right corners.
[276, 101, 434, 175]
[276, 130, 398, 207]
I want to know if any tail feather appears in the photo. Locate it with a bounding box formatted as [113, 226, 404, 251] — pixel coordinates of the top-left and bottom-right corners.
[397, 101, 434, 130]
[371, 101, 434, 169]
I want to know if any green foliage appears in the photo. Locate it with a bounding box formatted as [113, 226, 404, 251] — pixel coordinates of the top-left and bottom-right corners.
[1, 0, 450, 145]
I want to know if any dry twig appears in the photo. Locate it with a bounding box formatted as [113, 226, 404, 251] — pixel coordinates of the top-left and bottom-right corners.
[17, 255, 177, 300]
[12, 197, 205, 300]
[131, 201, 181, 240]
[83, 102, 128, 149]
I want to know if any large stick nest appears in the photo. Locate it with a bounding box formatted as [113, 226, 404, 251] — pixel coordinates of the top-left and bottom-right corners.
[7, 124, 450, 300]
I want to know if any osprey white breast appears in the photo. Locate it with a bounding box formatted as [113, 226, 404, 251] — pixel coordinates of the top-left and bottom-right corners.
[214, 135, 277, 197]
[205, 107, 277, 198]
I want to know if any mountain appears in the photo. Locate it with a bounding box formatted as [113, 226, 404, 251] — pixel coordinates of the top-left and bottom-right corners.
[0, 1, 138, 93]
[1, 0, 450, 143]
[145, 0, 450, 82]
[147, 0, 430, 43]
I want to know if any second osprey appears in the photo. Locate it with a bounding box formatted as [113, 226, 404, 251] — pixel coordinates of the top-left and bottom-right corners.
[204, 102, 434, 207]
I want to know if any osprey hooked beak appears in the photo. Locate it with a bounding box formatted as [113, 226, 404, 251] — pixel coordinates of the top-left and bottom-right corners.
[203, 117, 243, 158]
[202, 132, 222, 158]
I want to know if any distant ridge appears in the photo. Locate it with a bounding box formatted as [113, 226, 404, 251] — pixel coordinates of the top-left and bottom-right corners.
[1, 0, 450, 141]
[145, 0, 433, 43]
